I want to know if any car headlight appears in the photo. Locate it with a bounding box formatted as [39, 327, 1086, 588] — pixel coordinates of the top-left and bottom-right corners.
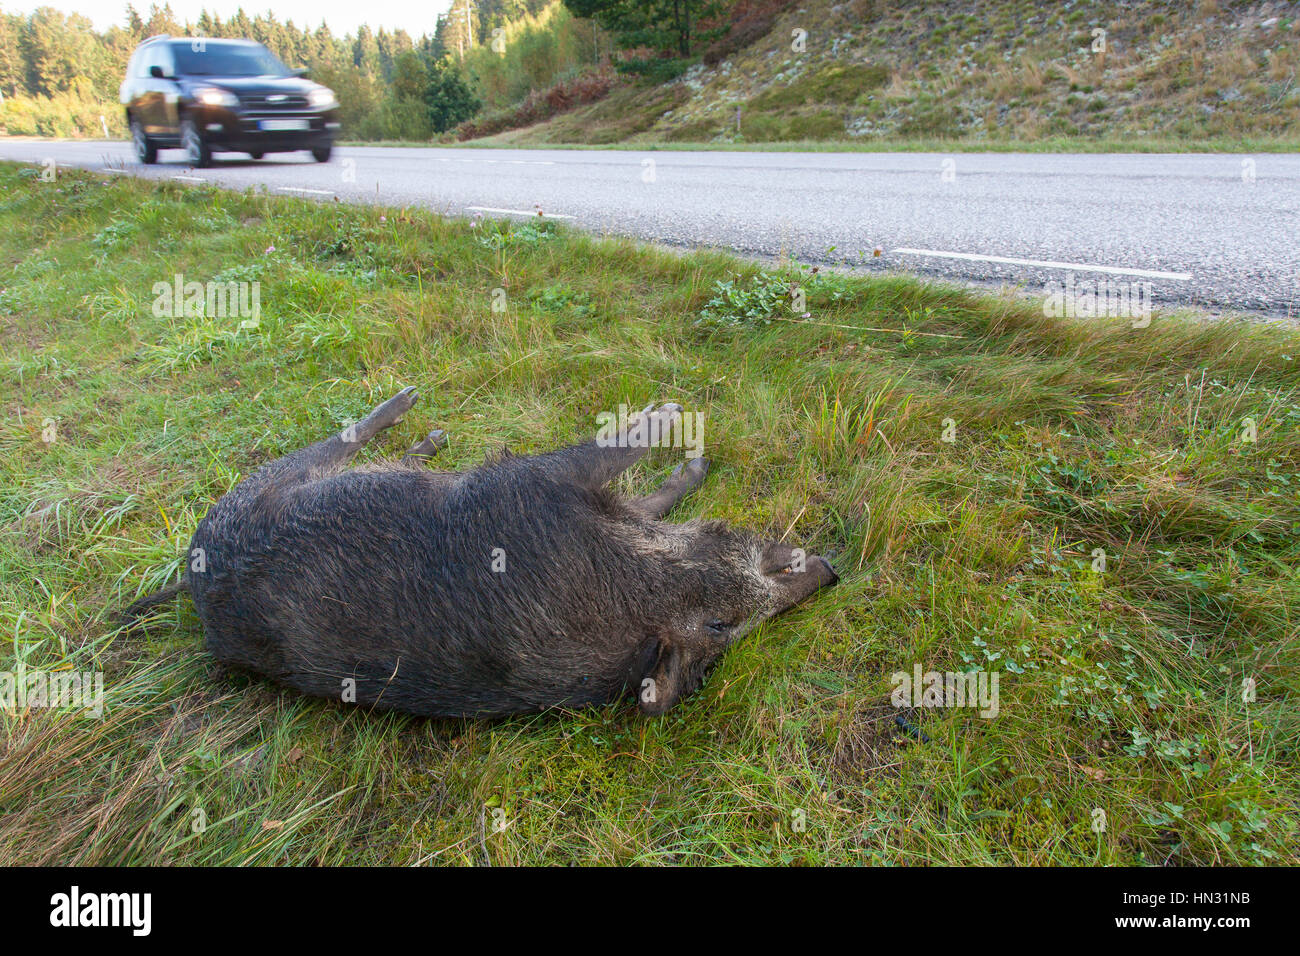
[195, 87, 239, 108]
[308, 87, 337, 109]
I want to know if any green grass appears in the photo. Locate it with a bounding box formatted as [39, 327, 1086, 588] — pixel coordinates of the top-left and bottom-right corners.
[1, 160, 1297, 865]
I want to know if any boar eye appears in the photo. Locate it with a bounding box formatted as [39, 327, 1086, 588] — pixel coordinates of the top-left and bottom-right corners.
[706, 619, 730, 635]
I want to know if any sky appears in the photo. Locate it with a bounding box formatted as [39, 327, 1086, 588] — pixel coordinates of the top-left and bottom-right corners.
[3, 1, 455, 37]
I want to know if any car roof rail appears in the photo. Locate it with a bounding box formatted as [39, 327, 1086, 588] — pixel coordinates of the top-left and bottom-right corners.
[143, 34, 171, 42]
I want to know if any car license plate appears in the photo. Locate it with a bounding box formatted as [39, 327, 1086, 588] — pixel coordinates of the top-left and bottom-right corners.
[259, 119, 309, 131]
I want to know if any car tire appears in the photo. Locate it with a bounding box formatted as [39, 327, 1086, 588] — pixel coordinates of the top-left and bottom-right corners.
[130, 118, 157, 165]
[248, 152, 264, 160]
[180, 117, 213, 168]
[311, 145, 332, 163]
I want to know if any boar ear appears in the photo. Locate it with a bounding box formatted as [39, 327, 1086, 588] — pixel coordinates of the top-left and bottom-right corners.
[638, 637, 684, 716]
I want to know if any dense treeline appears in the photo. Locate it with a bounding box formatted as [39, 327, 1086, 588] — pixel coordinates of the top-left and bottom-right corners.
[459, 2, 603, 113]
[0, 1, 761, 141]
[0, 1, 586, 139]
[562, 0, 727, 80]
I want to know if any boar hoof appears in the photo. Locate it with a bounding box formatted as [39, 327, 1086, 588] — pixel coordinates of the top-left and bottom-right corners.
[672, 457, 709, 480]
[370, 386, 420, 429]
[638, 401, 683, 431]
[404, 428, 447, 462]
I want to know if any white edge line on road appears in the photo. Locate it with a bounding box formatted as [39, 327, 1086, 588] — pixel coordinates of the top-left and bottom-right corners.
[171, 175, 206, 183]
[892, 247, 1192, 281]
[100, 168, 128, 174]
[467, 205, 575, 220]
[275, 186, 334, 195]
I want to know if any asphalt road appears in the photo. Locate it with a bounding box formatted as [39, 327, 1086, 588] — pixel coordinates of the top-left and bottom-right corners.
[2, 139, 1297, 316]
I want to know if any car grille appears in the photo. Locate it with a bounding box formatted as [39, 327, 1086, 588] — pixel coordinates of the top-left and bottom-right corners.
[238, 93, 310, 110]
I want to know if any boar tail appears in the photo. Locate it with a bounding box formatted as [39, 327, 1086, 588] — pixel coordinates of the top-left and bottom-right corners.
[119, 579, 190, 626]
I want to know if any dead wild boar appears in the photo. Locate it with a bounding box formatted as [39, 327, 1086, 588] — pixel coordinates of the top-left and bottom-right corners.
[123, 387, 837, 716]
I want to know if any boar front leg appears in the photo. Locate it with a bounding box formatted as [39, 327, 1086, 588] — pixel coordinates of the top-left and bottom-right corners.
[628, 457, 709, 519]
[538, 402, 683, 488]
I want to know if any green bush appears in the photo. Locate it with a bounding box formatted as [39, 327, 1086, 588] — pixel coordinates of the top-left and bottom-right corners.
[615, 56, 691, 83]
[0, 93, 124, 138]
[665, 118, 721, 141]
[785, 111, 845, 139]
[749, 61, 890, 111]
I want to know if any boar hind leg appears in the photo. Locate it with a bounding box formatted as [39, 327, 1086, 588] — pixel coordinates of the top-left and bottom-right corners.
[539, 402, 683, 488]
[402, 428, 447, 464]
[629, 457, 709, 519]
[302, 385, 419, 470]
[247, 386, 420, 489]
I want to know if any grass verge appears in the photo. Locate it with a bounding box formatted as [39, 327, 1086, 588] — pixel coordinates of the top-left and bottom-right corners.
[0, 160, 1296, 865]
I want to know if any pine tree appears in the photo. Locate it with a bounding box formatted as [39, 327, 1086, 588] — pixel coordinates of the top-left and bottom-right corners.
[563, 0, 722, 58]
[423, 56, 479, 131]
[442, 0, 477, 58]
[124, 4, 145, 41]
[21, 8, 101, 95]
[353, 25, 380, 74]
[142, 2, 181, 37]
[0, 13, 25, 96]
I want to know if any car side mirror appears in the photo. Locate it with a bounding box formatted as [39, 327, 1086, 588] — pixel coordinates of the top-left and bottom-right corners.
[291, 67, 309, 78]
[149, 65, 168, 79]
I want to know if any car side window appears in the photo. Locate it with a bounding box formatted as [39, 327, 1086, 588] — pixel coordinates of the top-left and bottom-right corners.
[157, 45, 176, 78]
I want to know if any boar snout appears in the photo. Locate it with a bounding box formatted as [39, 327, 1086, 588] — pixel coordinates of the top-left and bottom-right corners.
[762, 541, 838, 614]
[806, 555, 839, 587]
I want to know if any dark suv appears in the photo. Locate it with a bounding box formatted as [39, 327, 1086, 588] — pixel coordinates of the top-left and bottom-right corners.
[120, 36, 340, 166]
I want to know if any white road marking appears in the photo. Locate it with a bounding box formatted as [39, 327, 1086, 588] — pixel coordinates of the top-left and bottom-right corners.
[466, 205, 575, 220]
[444, 158, 553, 166]
[99, 168, 128, 174]
[374, 155, 552, 166]
[171, 175, 206, 183]
[274, 186, 333, 195]
[892, 247, 1192, 281]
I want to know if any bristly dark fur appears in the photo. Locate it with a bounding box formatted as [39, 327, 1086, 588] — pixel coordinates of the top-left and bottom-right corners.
[126, 389, 838, 717]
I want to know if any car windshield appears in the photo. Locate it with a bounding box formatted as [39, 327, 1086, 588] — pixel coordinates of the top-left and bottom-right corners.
[171, 42, 290, 77]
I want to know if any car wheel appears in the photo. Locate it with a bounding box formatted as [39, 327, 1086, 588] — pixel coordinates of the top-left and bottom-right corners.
[130, 118, 157, 165]
[248, 152, 264, 160]
[311, 145, 332, 163]
[180, 117, 213, 168]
